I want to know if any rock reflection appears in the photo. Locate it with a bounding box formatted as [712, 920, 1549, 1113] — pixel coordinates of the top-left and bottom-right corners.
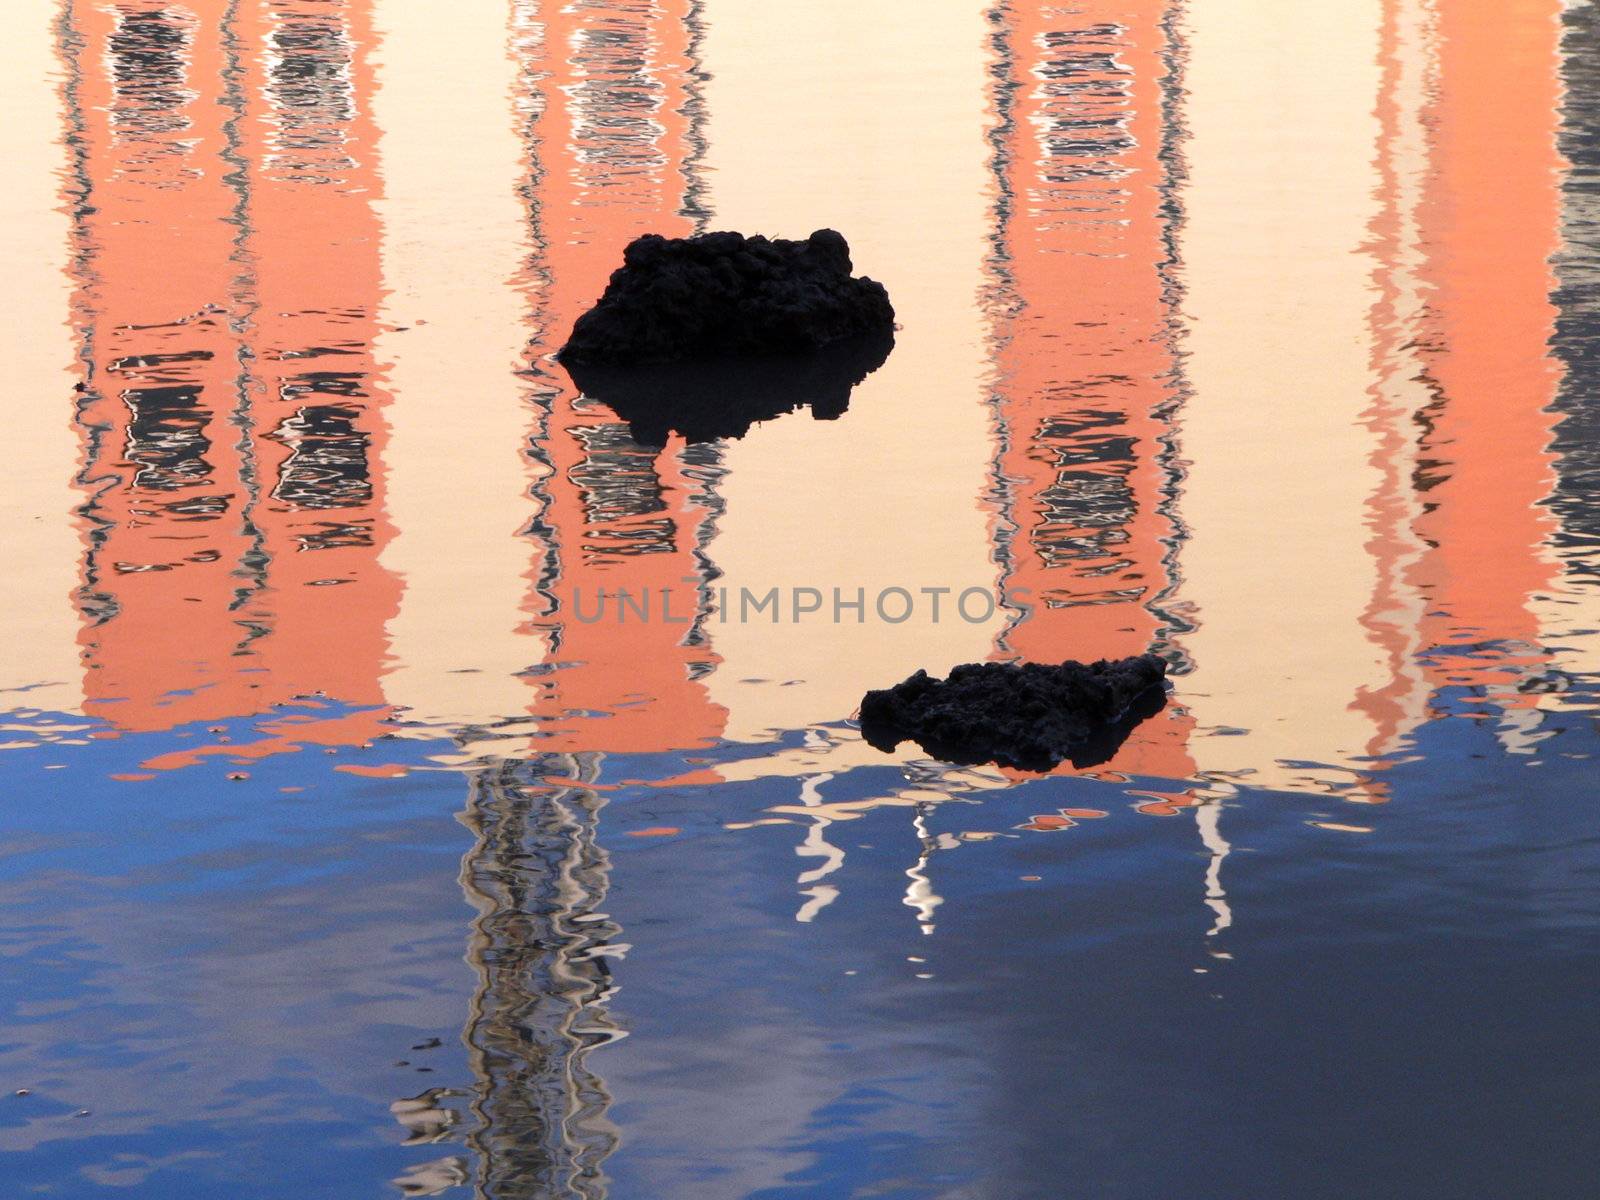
[561, 330, 894, 447]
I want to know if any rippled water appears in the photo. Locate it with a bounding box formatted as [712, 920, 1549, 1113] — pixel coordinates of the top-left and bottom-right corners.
[2, 1, 1598, 1196]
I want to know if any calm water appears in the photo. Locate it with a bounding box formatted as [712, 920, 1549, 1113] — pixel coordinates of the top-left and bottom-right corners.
[1, 1, 1598, 1196]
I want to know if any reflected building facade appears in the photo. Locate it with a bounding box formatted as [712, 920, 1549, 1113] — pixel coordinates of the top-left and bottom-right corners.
[1512, 0, 1600, 732]
[517, 0, 726, 756]
[1349, 0, 1440, 770]
[457, 758, 622, 1200]
[1408, 0, 1564, 751]
[986, 0, 1195, 788]
[451, 4, 719, 1196]
[1552, 0, 1600, 598]
[69, 0, 260, 730]
[1544, 0, 1600, 698]
[1176, 0, 1573, 785]
[20, 4, 1600, 1195]
[63, 0, 398, 747]
[233, 0, 399, 746]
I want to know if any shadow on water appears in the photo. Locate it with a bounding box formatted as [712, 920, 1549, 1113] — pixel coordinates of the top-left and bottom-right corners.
[559, 329, 894, 446]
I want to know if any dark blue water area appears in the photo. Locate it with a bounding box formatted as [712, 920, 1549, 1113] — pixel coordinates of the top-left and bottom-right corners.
[0, 684, 1597, 1198]
[595, 702, 1600, 1199]
[0, 705, 478, 1197]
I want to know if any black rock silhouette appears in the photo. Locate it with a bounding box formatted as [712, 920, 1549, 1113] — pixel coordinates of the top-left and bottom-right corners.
[858, 655, 1169, 773]
[557, 228, 894, 365]
[560, 329, 893, 446]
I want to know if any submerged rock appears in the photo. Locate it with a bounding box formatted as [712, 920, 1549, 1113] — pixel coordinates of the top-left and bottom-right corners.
[560, 329, 893, 446]
[557, 228, 895, 365]
[858, 655, 1168, 772]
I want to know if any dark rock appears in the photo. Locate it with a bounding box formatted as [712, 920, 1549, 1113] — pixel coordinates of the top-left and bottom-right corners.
[858, 654, 1169, 772]
[557, 229, 895, 365]
[560, 329, 893, 446]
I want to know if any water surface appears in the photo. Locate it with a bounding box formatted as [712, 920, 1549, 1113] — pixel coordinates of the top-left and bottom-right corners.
[2, 1, 1598, 1196]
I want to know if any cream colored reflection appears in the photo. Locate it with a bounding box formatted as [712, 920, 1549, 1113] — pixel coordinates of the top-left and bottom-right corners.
[696, 0, 1002, 741]
[393, 1155, 470, 1199]
[792, 767, 844, 924]
[904, 807, 943, 937]
[372, 0, 540, 730]
[0, 3, 83, 716]
[1194, 796, 1233, 940]
[1177, 0, 1391, 792]
[1531, 578, 1600, 688]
